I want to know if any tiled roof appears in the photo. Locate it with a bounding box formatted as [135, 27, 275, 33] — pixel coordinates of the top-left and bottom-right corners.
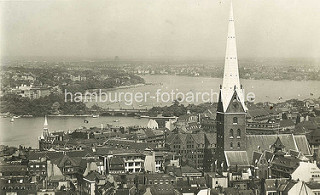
[246, 134, 299, 162]
[293, 135, 311, 155]
[224, 151, 249, 167]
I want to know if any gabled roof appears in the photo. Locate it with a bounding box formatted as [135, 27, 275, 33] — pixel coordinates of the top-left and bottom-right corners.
[271, 137, 285, 149]
[57, 155, 85, 168]
[222, 90, 247, 113]
[190, 133, 205, 145]
[84, 171, 106, 182]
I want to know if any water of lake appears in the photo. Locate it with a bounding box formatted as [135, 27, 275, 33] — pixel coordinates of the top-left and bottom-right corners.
[1, 75, 320, 148]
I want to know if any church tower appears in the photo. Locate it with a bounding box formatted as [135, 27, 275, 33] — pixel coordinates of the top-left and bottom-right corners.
[216, 1, 247, 169]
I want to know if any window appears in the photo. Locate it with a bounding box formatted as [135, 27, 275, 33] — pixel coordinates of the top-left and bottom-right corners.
[237, 129, 241, 137]
[237, 142, 241, 148]
[230, 142, 233, 149]
[233, 117, 238, 124]
[230, 129, 234, 138]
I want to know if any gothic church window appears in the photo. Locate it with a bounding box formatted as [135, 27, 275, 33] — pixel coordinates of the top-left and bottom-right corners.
[230, 129, 234, 138]
[233, 117, 238, 124]
[237, 129, 241, 137]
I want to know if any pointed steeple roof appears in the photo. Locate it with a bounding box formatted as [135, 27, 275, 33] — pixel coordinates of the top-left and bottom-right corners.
[272, 137, 285, 149]
[220, 1, 246, 112]
[44, 115, 48, 129]
[272, 137, 285, 155]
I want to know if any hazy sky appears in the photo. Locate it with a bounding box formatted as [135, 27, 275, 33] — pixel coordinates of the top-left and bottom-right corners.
[1, 0, 320, 59]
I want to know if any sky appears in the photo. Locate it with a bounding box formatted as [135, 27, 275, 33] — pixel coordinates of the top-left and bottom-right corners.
[1, 0, 320, 60]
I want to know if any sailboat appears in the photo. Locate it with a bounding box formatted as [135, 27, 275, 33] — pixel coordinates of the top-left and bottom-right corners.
[10, 117, 14, 122]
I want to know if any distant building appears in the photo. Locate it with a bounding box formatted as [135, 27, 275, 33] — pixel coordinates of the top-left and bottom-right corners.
[11, 84, 51, 99]
[147, 119, 159, 129]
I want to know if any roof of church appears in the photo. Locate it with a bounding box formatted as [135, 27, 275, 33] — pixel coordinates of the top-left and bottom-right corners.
[224, 151, 250, 167]
[293, 135, 311, 155]
[245, 134, 310, 163]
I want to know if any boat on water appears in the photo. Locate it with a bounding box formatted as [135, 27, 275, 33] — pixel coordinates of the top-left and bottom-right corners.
[92, 114, 99, 118]
[140, 115, 150, 118]
[10, 117, 14, 122]
[13, 116, 21, 119]
[113, 119, 120, 122]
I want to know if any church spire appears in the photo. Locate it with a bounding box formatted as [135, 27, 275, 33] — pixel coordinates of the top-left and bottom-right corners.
[42, 115, 49, 139]
[220, 1, 246, 112]
[222, 1, 240, 90]
[44, 115, 48, 129]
